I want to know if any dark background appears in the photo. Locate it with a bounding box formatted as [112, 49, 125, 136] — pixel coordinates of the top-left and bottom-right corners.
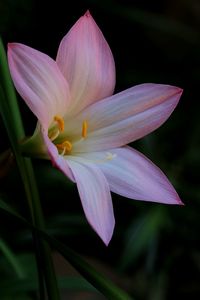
[0, 0, 200, 299]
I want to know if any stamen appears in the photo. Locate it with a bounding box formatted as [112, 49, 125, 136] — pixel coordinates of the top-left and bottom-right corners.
[56, 140, 72, 155]
[82, 120, 88, 138]
[49, 129, 60, 141]
[62, 141, 72, 152]
[54, 115, 65, 132]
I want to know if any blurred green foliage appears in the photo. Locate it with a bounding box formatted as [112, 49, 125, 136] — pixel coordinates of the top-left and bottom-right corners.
[0, 0, 200, 299]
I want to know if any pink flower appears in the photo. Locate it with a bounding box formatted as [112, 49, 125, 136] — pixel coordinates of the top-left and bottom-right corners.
[8, 11, 183, 245]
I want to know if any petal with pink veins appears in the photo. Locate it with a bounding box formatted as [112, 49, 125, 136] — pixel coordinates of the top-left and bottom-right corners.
[66, 159, 115, 245]
[70, 84, 182, 152]
[77, 147, 183, 205]
[8, 43, 70, 128]
[56, 11, 115, 113]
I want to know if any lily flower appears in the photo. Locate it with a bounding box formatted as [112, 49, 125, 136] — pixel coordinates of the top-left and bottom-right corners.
[8, 11, 183, 245]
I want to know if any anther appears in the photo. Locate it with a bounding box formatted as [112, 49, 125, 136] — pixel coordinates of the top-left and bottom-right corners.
[82, 120, 88, 138]
[56, 140, 72, 155]
[54, 115, 65, 132]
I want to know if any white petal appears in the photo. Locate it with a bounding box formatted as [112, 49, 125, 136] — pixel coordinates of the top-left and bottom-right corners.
[66, 158, 115, 245]
[77, 147, 183, 205]
[67, 84, 182, 152]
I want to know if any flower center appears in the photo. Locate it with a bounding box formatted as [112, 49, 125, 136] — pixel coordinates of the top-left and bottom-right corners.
[48, 115, 88, 156]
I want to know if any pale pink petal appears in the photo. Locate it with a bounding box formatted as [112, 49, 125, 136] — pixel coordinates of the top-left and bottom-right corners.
[41, 128, 75, 182]
[70, 84, 182, 152]
[56, 11, 115, 113]
[8, 43, 70, 128]
[66, 158, 115, 245]
[78, 147, 183, 205]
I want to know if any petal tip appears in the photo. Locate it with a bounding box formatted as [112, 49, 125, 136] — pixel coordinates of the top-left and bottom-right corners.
[104, 239, 110, 247]
[7, 43, 15, 54]
[88, 212, 115, 246]
[100, 219, 115, 246]
[177, 198, 184, 206]
[170, 193, 184, 206]
[7, 42, 12, 49]
[7, 42, 18, 51]
[175, 87, 183, 96]
[101, 228, 114, 246]
[84, 10, 91, 18]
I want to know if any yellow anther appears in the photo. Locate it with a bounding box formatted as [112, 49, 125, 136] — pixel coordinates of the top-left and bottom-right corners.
[54, 115, 65, 132]
[62, 141, 72, 152]
[82, 120, 88, 138]
[56, 140, 72, 155]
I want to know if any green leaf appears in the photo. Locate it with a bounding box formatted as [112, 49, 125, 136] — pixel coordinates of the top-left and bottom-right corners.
[0, 197, 133, 300]
[0, 38, 24, 140]
[0, 238, 26, 279]
[41, 233, 132, 300]
[0, 38, 60, 300]
[0, 276, 97, 296]
[119, 207, 167, 270]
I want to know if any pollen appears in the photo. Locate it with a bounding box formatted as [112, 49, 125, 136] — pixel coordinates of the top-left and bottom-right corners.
[54, 115, 65, 132]
[56, 140, 72, 155]
[82, 120, 88, 138]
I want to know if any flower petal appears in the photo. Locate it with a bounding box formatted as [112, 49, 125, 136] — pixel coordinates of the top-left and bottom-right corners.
[8, 43, 70, 128]
[41, 128, 75, 182]
[42, 128, 115, 244]
[78, 147, 182, 205]
[66, 158, 115, 245]
[70, 84, 182, 152]
[56, 11, 115, 113]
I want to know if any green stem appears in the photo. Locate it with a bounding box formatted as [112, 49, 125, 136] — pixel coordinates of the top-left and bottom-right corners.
[0, 38, 60, 300]
[0, 238, 25, 279]
[24, 158, 60, 300]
